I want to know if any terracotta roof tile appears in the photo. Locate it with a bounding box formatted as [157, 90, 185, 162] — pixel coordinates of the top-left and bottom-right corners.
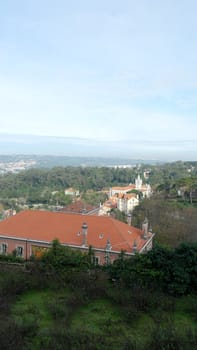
[0, 210, 151, 253]
[111, 185, 135, 191]
[61, 200, 97, 214]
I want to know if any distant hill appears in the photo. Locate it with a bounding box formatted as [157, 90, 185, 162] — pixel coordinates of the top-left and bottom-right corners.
[0, 133, 163, 162]
[0, 154, 161, 169]
[0, 133, 162, 168]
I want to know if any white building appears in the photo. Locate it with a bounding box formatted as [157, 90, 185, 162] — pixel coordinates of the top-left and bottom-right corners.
[117, 194, 139, 214]
[110, 175, 152, 199]
[107, 175, 152, 214]
[64, 188, 80, 197]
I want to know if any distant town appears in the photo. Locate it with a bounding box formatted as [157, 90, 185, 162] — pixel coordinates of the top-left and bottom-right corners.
[0, 154, 160, 173]
[0, 159, 36, 174]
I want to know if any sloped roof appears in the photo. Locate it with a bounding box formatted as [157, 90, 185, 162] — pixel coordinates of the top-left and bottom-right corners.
[61, 200, 97, 214]
[0, 210, 151, 253]
[111, 185, 135, 191]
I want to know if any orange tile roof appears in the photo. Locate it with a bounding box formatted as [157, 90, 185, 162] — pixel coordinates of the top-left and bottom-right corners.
[111, 185, 135, 191]
[117, 193, 137, 199]
[0, 210, 151, 253]
[61, 200, 97, 214]
[103, 201, 117, 208]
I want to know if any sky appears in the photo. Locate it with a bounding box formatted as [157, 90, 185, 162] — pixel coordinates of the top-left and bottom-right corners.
[0, 0, 197, 160]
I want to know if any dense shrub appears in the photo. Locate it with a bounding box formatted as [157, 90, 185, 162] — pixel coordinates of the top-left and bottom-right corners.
[148, 324, 197, 350]
[109, 243, 197, 296]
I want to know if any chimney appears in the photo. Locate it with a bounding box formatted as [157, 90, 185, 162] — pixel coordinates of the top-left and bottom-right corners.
[132, 240, 137, 253]
[82, 222, 88, 246]
[105, 239, 111, 265]
[105, 239, 112, 251]
[127, 213, 132, 226]
[142, 217, 148, 239]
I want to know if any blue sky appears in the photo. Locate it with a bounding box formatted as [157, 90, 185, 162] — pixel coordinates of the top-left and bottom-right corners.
[0, 0, 197, 160]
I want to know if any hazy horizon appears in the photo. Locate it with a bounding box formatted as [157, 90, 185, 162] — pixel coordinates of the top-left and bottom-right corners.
[0, 133, 196, 162]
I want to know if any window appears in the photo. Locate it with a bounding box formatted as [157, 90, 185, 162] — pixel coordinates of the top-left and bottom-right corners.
[16, 246, 24, 257]
[93, 256, 100, 265]
[0, 243, 8, 254]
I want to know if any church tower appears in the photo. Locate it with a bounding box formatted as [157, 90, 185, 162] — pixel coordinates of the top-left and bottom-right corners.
[135, 174, 142, 190]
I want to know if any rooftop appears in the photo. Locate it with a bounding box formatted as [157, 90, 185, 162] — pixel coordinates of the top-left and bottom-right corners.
[0, 210, 152, 253]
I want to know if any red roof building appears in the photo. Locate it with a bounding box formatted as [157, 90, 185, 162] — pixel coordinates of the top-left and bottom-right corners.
[0, 210, 154, 264]
[61, 200, 98, 215]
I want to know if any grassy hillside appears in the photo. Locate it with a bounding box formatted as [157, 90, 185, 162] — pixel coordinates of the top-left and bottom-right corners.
[0, 241, 196, 349]
[10, 287, 196, 350]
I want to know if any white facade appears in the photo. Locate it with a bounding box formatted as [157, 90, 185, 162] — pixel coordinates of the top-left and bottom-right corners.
[108, 175, 152, 214]
[117, 195, 139, 214]
[64, 188, 80, 197]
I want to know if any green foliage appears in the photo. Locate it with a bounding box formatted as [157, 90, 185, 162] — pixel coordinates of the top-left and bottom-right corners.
[0, 166, 135, 209]
[127, 189, 143, 198]
[0, 317, 23, 350]
[132, 196, 197, 246]
[0, 253, 24, 263]
[110, 208, 127, 223]
[40, 239, 92, 272]
[147, 316, 197, 350]
[110, 243, 197, 296]
[81, 190, 108, 206]
[0, 240, 196, 350]
[155, 175, 197, 206]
